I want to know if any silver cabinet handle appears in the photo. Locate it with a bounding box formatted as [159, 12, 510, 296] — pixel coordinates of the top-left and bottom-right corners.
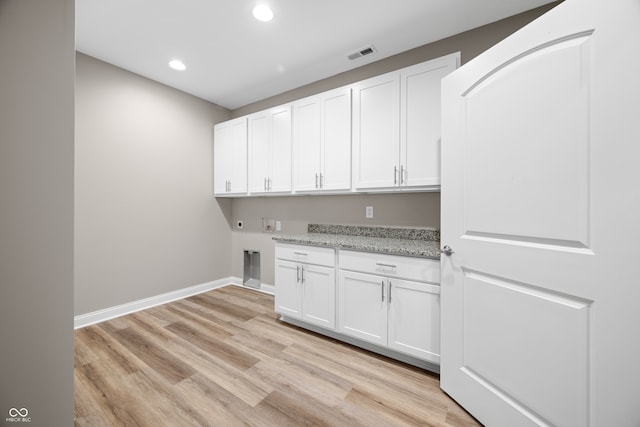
[319, 173, 323, 189]
[264, 177, 267, 191]
[400, 165, 404, 185]
[296, 265, 300, 283]
[442, 245, 455, 256]
[376, 263, 397, 269]
[388, 281, 392, 302]
[394, 166, 398, 185]
[301, 266, 305, 284]
[293, 252, 308, 256]
[381, 280, 385, 302]
[315, 173, 319, 189]
[268, 177, 272, 191]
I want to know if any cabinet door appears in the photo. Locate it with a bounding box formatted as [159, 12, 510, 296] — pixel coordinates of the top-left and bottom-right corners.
[213, 122, 233, 195]
[269, 105, 292, 193]
[274, 259, 302, 319]
[352, 72, 400, 190]
[292, 98, 321, 192]
[338, 270, 387, 346]
[248, 112, 270, 194]
[228, 118, 248, 193]
[387, 279, 440, 363]
[301, 264, 336, 330]
[321, 87, 352, 191]
[400, 54, 458, 188]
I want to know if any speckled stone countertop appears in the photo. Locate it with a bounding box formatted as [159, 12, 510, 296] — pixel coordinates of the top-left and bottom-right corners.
[272, 224, 441, 259]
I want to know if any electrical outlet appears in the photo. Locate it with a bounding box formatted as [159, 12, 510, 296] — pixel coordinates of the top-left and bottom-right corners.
[366, 206, 374, 219]
[275, 221, 282, 231]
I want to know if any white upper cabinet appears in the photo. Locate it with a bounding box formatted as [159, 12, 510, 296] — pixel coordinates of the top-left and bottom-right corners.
[214, 53, 458, 198]
[353, 52, 460, 191]
[248, 105, 292, 194]
[293, 87, 352, 193]
[352, 72, 400, 190]
[213, 117, 247, 196]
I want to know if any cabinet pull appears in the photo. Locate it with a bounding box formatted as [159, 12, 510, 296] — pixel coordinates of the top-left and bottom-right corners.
[389, 281, 392, 302]
[319, 173, 323, 189]
[301, 266, 305, 284]
[394, 166, 398, 185]
[400, 165, 404, 185]
[296, 265, 300, 283]
[381, 280, 385, 302]
[264, 177, 267, 191]
[315, 173, 319, 189]
[376, 262, 397, 269]
[293, 252, 308, 256]
[268, 177, 272, 191]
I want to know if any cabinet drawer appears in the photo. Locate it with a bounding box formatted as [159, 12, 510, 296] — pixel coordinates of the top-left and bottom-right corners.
[275, 243, 336, 267]
[338, 250, 439, 284]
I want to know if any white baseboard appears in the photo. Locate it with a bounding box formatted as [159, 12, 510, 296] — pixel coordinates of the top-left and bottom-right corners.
[75, 277, 233, 329]
[74, 277, 275, 329]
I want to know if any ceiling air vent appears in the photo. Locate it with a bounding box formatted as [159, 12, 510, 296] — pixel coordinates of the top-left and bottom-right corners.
[348, 45, 377, 61]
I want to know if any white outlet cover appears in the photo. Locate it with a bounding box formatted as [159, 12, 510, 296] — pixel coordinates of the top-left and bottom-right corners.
[366, 206, 374, 218]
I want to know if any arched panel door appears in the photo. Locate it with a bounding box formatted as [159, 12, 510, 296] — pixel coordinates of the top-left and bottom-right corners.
[441, 1, 640, 426]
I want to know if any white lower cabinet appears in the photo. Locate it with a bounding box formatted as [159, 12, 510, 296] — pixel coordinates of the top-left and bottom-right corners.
[274, 244, 336, 330]
[274, 243, 440, 366]
[338, 250, 441, 364]
[338, 270, 388, 346]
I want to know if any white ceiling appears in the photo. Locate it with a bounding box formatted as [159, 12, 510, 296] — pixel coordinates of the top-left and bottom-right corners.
[76, 0, 556, 110]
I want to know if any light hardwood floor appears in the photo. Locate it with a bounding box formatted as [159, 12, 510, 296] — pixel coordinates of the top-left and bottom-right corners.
[75, 285, 481, 426]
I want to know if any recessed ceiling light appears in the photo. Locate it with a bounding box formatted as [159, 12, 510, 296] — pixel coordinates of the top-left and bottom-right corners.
[168, 59, 186, 71]
[252, 4, 273, 22]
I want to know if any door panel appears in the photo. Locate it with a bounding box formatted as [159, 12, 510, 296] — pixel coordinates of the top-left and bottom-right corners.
[302, 265, 335, 329]
[401, 54, 458, 188]
[387, 279, 440, 363]
[441, 1, 640, 426]
[338, 270, 387, 345]
[463, 271, 589, 427]
[352, 73, 399, 189]
[269, 106, 292, 192]
[463, 35, 590, 248]
[274, 260, 301, 319]
[293, 98, 321, 192]
[248, 113, 269, 194]
[321, 88, 352, 191]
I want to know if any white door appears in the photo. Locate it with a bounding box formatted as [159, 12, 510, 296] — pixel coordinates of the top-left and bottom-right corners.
[292, 96, 322, 192]
[441, 1, 640, 426]
[400, 53, 458, 188]
[337, 270, 387, 346]
[387, 278, 440, 363]
[274, 259, 302, 319]
[352, 72, 399, 190]
[248, 112, 270, 194]
[213, 122, 232, 195]
[269, 105, 292, 193]
[301, 264, 336, 330]
[321, 87, 351, 191]
[228, 117, 248, 193]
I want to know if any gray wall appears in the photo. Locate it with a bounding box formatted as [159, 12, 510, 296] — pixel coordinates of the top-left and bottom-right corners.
[0, 0, 75, 425]
[75, 53, 233, 315]
[232, 3, 560, 118]
[227, 3, 559, 287]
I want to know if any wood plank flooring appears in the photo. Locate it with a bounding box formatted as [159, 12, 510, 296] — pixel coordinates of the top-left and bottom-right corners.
[75, 285, 481, 426]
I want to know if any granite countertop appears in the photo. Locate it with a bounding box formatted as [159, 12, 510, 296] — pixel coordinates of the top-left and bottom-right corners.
[272, 224, 441, 259]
